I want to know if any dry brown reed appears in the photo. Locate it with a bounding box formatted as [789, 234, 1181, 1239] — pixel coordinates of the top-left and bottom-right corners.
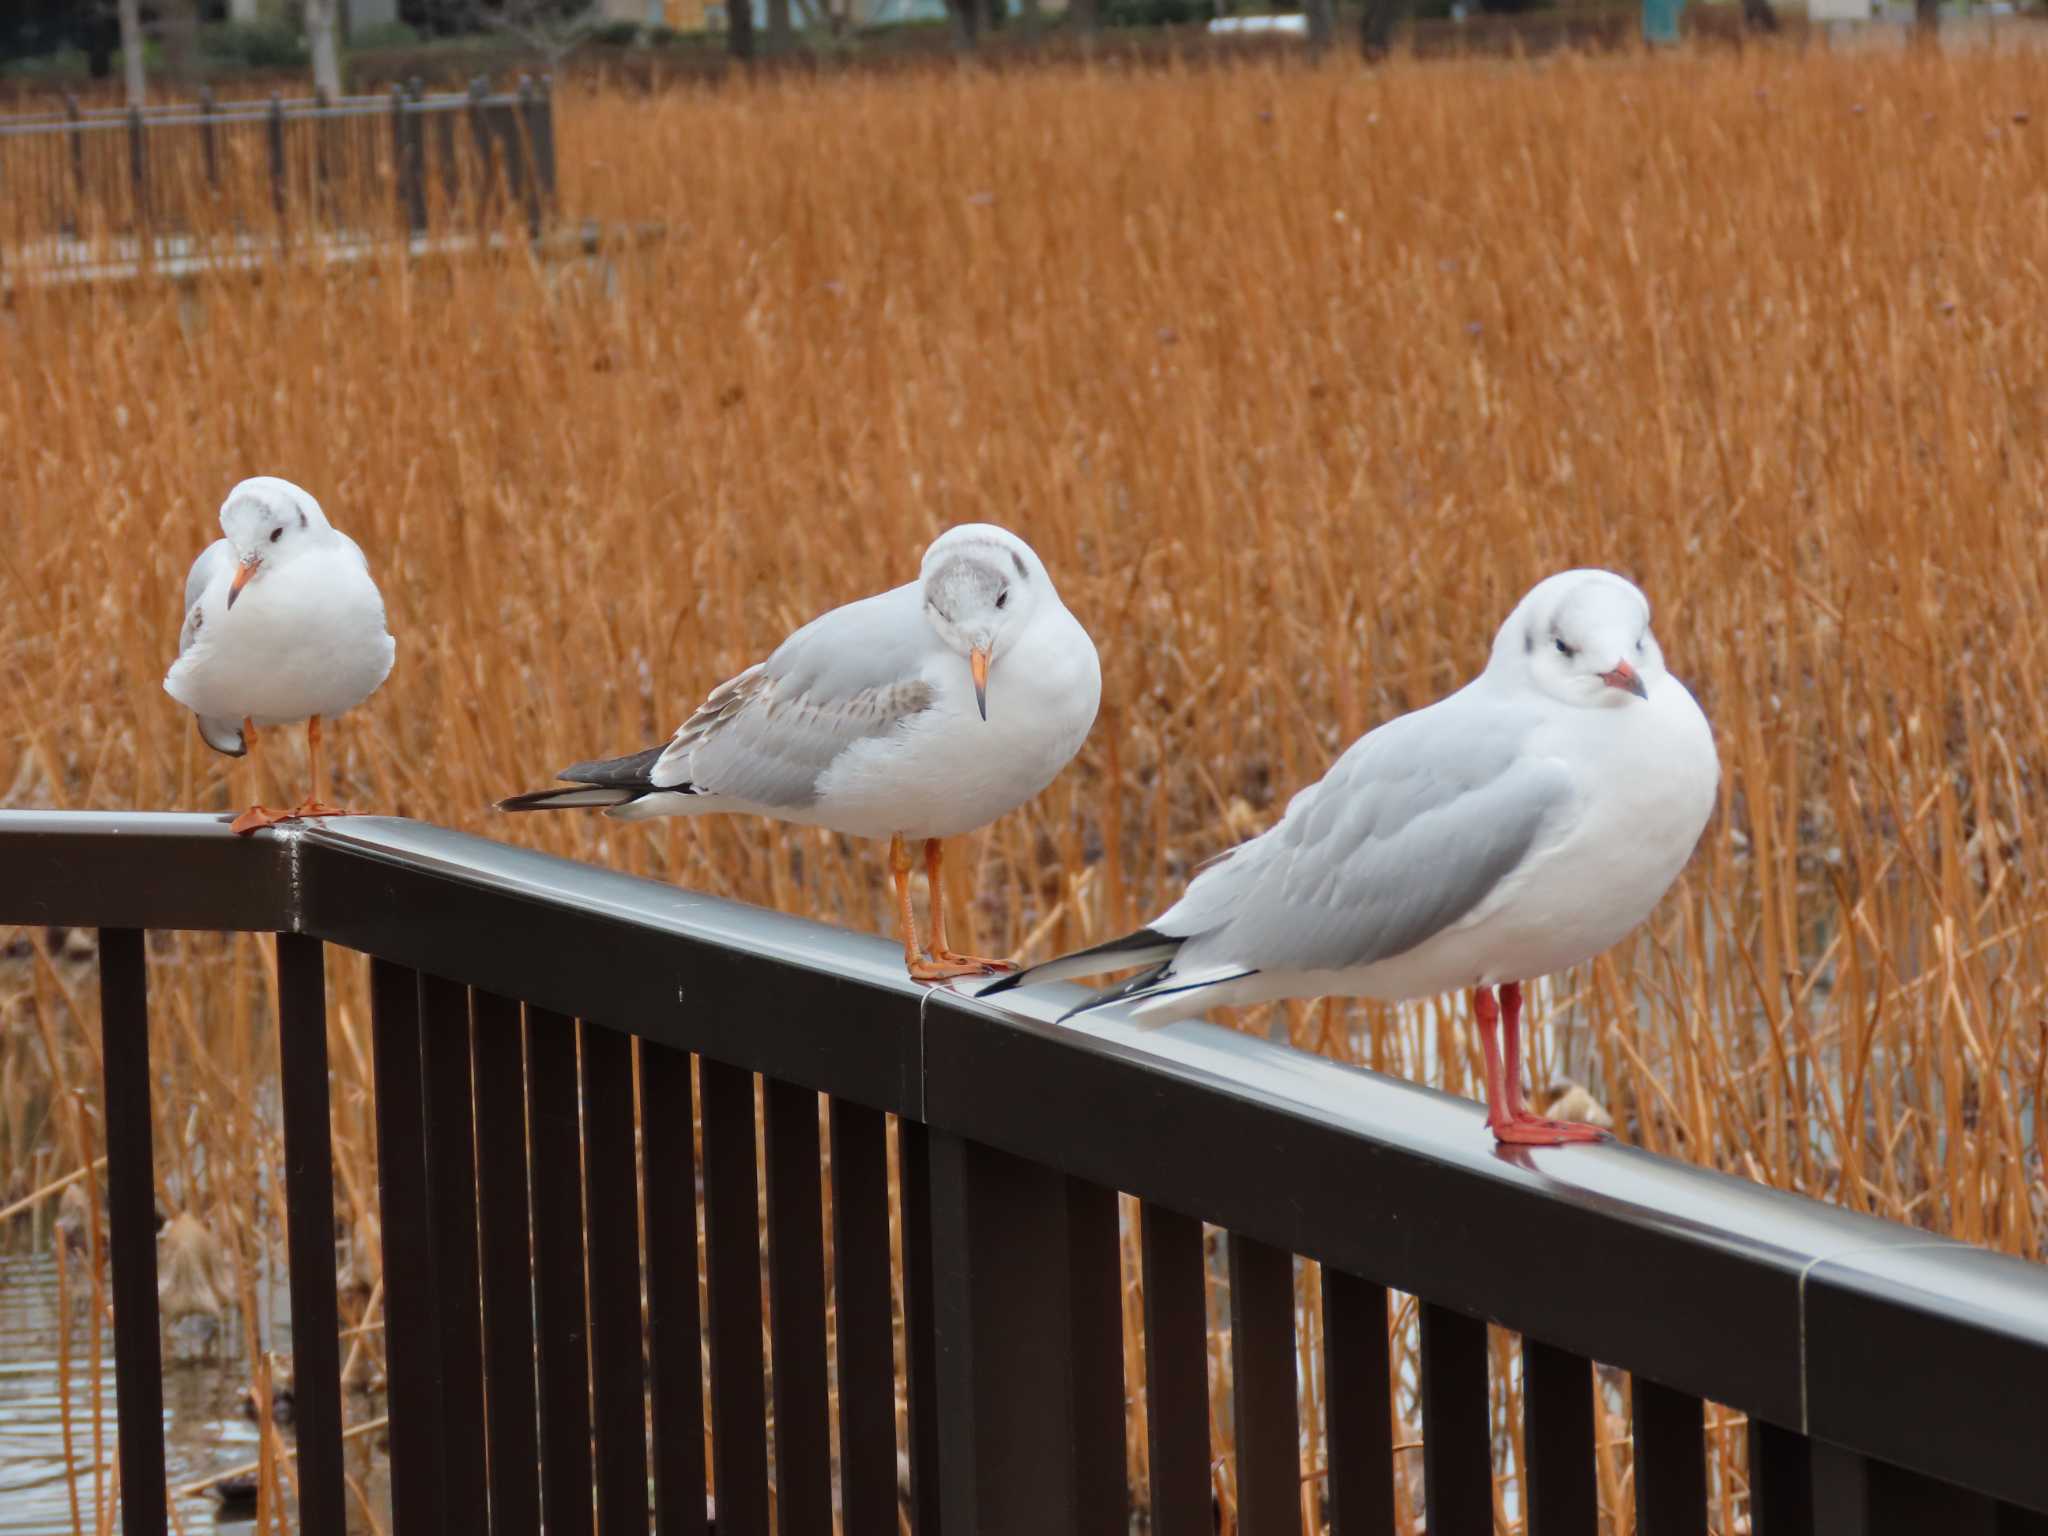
[4, 41, 2048, 1534]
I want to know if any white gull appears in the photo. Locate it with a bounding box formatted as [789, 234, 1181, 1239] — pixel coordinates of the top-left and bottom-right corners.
[983, 568, 1719, 1145]
[163, 476, 396, 835]
[499, 523, 1101, 982]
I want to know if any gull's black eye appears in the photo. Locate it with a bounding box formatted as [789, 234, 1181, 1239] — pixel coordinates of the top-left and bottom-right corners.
[1554, 637, 1575, 658]
[995, 589, 1008, 610]
[269, 527, 283, 544]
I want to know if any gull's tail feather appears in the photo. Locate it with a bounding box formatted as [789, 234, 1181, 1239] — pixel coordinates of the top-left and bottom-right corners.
[497, 745, 670, 814]
[977, 926, 1184, 1000]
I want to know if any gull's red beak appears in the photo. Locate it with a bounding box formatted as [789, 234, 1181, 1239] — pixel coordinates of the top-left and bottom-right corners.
[1600, 659, 1648, 700]
[969, 647, 990, 720]
[227, 557, 261, 610]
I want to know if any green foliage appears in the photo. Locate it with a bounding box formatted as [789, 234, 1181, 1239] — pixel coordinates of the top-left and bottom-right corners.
[348, 22, 424, 50]
[198, 20, 311, 71]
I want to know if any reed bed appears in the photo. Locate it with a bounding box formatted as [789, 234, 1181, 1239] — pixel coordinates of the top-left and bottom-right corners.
[3, 41, 2047, 1535]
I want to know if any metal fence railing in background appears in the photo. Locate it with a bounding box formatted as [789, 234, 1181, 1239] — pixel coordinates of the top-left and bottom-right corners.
[5, 809, 2048, 1536]
[0, 76, 556, 251]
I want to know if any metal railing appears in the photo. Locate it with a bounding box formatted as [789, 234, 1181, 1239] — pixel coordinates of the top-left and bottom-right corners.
[0, 77, 556, 246]
[3, 808, 2046, 1536]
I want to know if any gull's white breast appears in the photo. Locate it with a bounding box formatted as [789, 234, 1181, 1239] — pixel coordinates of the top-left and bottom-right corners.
[164, 544, 395, 729]
[810, 603, 1102, 841]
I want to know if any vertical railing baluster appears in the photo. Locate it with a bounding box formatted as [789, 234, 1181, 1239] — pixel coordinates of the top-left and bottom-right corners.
[581, 1022, 650, 1536]
[1067, 1177, 1127, 1536]
[829, 1099, 898, 1536]
[899, 1118, 944, 1536]
[1747, 1418, 1813, 1536]
[925, 1131, 1098, 1533]
[765, 1078, 833, 1534]
[1322, 1268, 1393, 1535]
[419, 974, 487, 1526]
[1140, 1203, 1210, 1536]
[525, 1007, 594, 1536]
[1227, 1232, 1299, 1535]
[1633, 1377, 1707, 1536]
[701, 1057, 772, 1536]
[98, 928, 166, 1536]
[471, 991, 541, 1536]
[276, 934, 344, 1536]
[1812, 1447, 2009, 1536]
[641, 1042, 709, 1536]
[1419, 1302, 1492, 1536]
[1523, 1339, 1598, 1536]
[370, 957, 446, 1535]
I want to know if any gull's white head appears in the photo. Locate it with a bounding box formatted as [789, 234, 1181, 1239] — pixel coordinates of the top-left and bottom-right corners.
[918, 523, 1051, 721]
[217, 476, 332, 609]
[1489, 568, 1666, 708]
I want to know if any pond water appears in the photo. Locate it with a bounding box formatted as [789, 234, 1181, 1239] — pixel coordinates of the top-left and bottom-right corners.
[0, 1249, 388, 1536]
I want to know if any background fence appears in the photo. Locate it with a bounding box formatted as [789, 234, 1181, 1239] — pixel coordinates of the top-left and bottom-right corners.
[0, 77, 556, 255]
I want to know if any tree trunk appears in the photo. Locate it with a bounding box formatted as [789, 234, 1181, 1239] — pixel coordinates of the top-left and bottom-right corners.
[946, 0, 980, 48]
[1914, 0, 1939, 40]
[1736, 0, 1778, 28]
[306, 0, 344, 96]
[1068, 0, 1099, 30]
[117, 0, 146, 107]
[728, 0, 756, 60]
[766, 0, 794, 50]
[1305, 0, 1335, 49]
[1360, 0, 1403, 56]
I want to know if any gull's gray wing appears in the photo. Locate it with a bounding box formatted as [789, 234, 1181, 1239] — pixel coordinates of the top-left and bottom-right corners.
[177, 539, 246, 757]
[1157, 689, 1574, 976]
[648, 581, 941, 811]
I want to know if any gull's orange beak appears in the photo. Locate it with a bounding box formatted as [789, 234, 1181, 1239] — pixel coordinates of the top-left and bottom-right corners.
[969, 647, 990, 721]
[226, 557, 260, 610]
[1600, 659, 1648, 700]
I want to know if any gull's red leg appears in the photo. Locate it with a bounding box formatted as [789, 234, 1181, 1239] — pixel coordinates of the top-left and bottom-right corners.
[292, 716, 359, 819]
[896, 834, 982, 984]
[1474, 986, 1515, 1137]
[1498, 980, 1608, 1145]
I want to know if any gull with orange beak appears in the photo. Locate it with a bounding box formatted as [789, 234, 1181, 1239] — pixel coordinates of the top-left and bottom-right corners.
[499, 524, 1099, 983]
[985, 569, 1719, 1147]
[164, 477, 396, 834]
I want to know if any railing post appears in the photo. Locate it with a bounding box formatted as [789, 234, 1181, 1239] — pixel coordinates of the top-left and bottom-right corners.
[198, 86, 218, 189]
[404, 78, 429, 236]
[515, 75, 540, 239]
[98, 928, 167, 1536]
[277, 934, 346, 1536]
[125, 104, 147, 230]
[926, 1131, 1124, 1534]
[464, 75, 495, 223]
[267, 95, 287, 224]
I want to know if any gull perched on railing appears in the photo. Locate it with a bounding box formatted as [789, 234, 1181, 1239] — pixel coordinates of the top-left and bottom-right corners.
[984, 569, 1720, 1147]
[163, 476, 397, 836]
[498, 524, 1101, 983]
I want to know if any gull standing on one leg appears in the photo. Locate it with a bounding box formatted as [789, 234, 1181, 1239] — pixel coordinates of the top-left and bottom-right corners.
[983, 569, 1719, 1146]
[163, 477, 397, 835]
[498, 524, 1101, 983]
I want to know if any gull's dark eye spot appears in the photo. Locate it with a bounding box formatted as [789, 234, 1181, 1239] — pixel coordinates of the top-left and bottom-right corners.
[268, 527, 283, 544]
[1554, 637, 1576, 659]
[995, 589, 1009, 611]
[1637, 636, 1646, 652]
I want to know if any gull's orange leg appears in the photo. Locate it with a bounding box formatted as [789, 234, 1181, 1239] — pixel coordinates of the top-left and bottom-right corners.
[893, 834, 983, 984]
[291, 716, 359, 819]
[229, 717, 293, 835]
[924, 838, 1016, 975]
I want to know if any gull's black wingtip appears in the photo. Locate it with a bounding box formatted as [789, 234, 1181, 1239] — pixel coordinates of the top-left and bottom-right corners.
[976, 968, 1029, 999]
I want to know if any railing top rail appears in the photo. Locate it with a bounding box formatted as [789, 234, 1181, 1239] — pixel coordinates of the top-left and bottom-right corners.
[2, 808, 2043, 1510]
